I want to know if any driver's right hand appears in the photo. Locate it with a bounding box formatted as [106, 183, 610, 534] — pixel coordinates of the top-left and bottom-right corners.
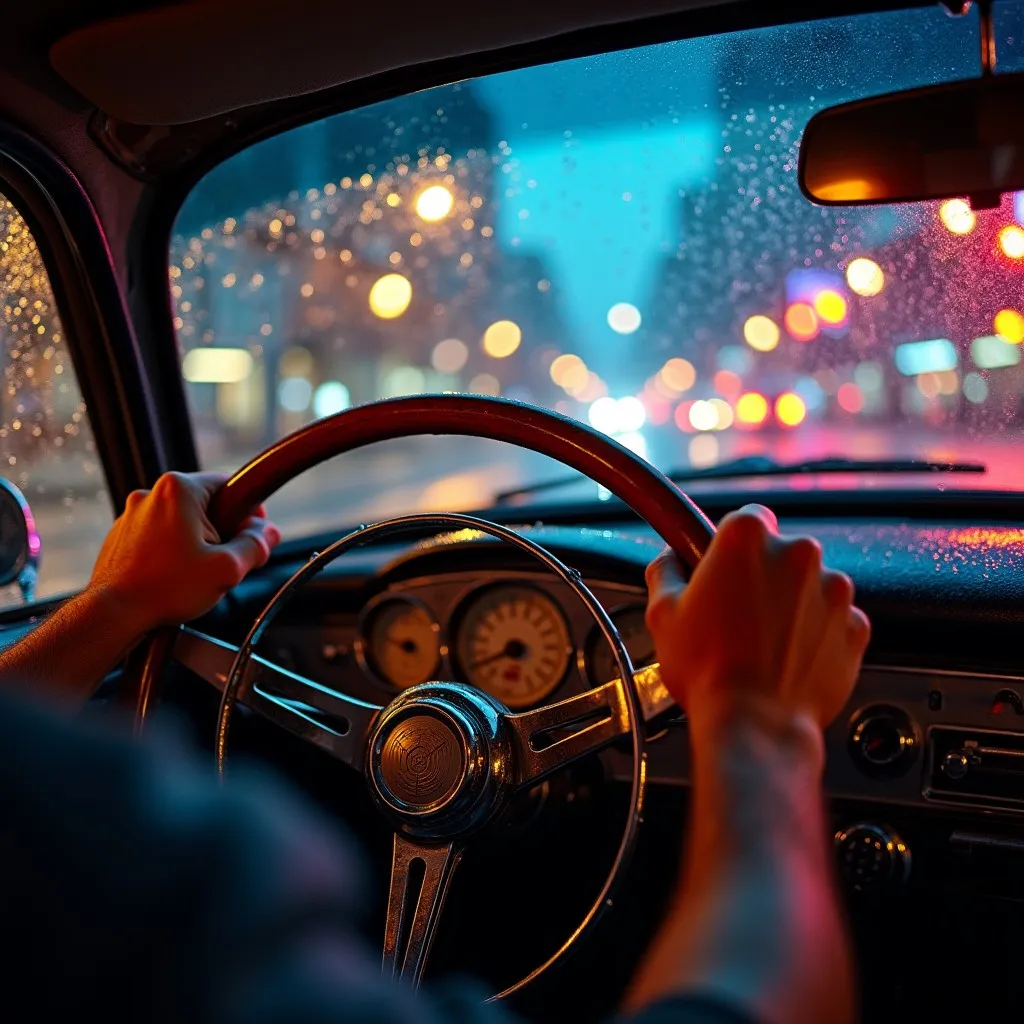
[645, 503, 870, 741]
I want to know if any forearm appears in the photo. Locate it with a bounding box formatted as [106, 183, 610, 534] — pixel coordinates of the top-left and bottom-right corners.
[625, 701, 854, 1024]
[0, 587, 148, 704]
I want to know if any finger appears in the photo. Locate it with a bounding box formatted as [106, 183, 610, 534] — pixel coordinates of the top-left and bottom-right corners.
[645, 548, 686, 599]
[822, 568, 855, 606]
[778, 534, 823, 575]
[730, 503, 779, 533]
[179, 471, 232, 500]
[238, 512, 281, 549]
[645, 549, 687, 633]
[124, 488, 150, 511]
[848, 606, 871, 651]
[714, 504, 777, 555]
[217, 519, 276, 577]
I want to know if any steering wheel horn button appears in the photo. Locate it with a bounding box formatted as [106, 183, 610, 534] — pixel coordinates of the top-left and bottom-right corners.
[379, 713, 467, 810]
[367, 682, 512, 838]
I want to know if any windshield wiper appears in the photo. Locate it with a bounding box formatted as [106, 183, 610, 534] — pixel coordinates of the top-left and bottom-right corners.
[494, 455, 986, 503]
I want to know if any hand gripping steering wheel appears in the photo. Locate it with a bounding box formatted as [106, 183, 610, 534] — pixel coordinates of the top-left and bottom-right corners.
[126, 395, 715, 998]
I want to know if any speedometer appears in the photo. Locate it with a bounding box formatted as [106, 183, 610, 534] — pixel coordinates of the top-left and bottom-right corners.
[455, 585, 572, 708]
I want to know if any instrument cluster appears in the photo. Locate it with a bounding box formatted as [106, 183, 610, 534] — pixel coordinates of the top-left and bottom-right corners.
[353, 579, 656, 708]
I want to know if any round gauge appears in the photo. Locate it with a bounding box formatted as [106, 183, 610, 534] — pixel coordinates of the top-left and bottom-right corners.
[585, 605, 656, 684]
[360, 597, 442, 690]
[455, 585, 572, 708]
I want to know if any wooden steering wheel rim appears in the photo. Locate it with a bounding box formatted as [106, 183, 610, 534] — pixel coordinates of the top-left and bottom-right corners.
[209, 394, 715, 558]
[126, 394, 716, 720]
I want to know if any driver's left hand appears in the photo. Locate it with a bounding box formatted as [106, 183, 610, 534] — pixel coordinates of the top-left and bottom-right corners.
[88, 471, 281, 634]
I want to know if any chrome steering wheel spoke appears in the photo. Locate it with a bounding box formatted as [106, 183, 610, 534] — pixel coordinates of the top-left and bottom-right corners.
[172, 626, 380, 770]
[382, 834, 463, 986]
[506, 662, 676, 790]
[506, 680, 628, 789]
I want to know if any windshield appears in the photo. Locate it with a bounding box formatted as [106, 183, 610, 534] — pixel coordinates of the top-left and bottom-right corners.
[172, 2, 1024, 533]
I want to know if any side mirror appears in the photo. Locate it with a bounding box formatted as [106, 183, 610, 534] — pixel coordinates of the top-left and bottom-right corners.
[0, 479, 40, 603]
[799, 72, 1024, 208]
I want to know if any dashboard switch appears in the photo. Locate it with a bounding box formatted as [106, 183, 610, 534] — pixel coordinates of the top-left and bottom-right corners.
[834, 823, 911, 891]
[848, 705, 917, 776]
[991, 689, 1024, 717]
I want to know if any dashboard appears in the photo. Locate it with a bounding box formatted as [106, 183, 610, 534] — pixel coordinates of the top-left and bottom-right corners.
[277, 571, 655, 712]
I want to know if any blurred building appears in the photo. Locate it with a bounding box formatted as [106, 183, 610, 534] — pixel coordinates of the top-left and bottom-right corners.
[171, 84, 568, 463]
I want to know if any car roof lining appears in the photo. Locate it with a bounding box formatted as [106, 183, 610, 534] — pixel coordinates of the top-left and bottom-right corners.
[35, 0, 949, 127]
[48, 0, 733, 126]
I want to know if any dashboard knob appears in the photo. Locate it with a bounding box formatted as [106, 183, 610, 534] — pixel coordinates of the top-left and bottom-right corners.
[834, 823, 911, 891]
[941, 749, 971, 780]
[848, 705, 917, 776]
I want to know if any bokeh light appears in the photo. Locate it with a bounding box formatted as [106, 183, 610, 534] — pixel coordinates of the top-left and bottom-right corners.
[607, 302, 642, 334]
[573, 371, 607, 403]
[550, 354, 588, 392]
[431, 338, 469, 373]
[743, 314, 780, 352]
[182, 347, 253, 384]
[674, 402, 695, 432]
[616, 396, 646, 432]
[313, 381, 351, 418]
[278, 376, 312, 412]
[383, 365, 427, 397]
[845, 257, 885, 297]
[688, 434, 720, 468]
[917, 373, 941, 399]
[813, 289, 848, 325]
[784, 303, 819, 342]
[998, 225, 1024, 260]
[368, 273, 412, 319]
[735, 391, 769, 426]
[279, 346, 314, 377]
[688, 400, 719, 431]
[660, 357, 697, 392]
[415, 184, 455, 222]
[482, 320, 522, 358]
[775, 392, 807, 427]
[939, 198, 976, 235]
[963, 372, 989, 404]
[994, 309, 1024, 344]
[469, 373, 500, 396]
[713, 369, 742, 397]
[708, 397, 734, 430]
[588, 395, 646, 434]
[837, 382, 864, 413]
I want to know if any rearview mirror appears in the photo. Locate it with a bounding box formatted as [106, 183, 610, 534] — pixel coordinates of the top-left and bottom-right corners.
[0, 479, 39, 603]
[799, 73, 1024, 208]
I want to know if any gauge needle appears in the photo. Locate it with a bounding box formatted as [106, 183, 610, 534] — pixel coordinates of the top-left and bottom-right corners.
[388, 637, 419, 654]
[470, 639, 527, 669]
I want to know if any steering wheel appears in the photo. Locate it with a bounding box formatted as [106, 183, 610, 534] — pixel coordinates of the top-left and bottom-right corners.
[126, 395, 715, 998]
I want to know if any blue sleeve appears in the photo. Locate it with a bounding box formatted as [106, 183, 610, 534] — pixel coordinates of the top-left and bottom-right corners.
[0, 692, 756, 1024]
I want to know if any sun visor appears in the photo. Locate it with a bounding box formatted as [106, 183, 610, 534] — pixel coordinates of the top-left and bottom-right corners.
[50, 0, 715, 126]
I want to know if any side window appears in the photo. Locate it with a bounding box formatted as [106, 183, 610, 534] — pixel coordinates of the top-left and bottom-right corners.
[0, 193, 112, 607]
